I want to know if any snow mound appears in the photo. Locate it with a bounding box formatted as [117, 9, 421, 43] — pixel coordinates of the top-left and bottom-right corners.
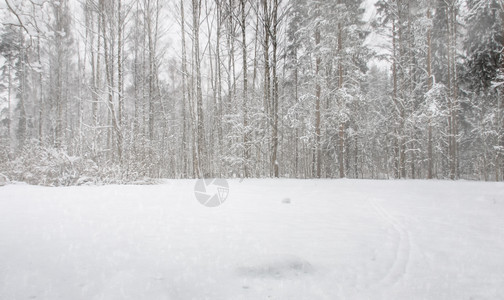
[236, 254, 313, 278]
[0, 173, 8, 186]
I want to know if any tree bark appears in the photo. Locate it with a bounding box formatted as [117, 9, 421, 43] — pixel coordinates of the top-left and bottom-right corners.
[271, 0, 279, 178]
[241, 0, 250, 177]
[262, 0, 271, 176]
[337, 6, 344, 178]
[427, 2, 433, 179]
[192, 0, 204, 177]
[117, 0, 124, 164]
[315, 17, 321, 178]
[501, 1, 504, 181]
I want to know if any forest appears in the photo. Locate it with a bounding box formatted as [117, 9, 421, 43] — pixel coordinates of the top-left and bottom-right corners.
[0, 0, 503, 184]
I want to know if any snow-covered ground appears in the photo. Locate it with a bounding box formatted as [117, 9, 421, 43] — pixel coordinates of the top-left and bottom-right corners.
[0, 179, 503, 299]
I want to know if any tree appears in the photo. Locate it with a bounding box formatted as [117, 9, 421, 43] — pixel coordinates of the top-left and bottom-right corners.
[192, 0, 205, 177]
[463, 0, 504, 180]
[240, 0, 250, 177]
[0, 27, 18, 149]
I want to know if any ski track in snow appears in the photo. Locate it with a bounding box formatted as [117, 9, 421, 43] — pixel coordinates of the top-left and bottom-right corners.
[370, 198, 411, 287]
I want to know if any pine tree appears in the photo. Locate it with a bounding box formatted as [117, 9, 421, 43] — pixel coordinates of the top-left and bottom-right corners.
[463, 0, 504, 180]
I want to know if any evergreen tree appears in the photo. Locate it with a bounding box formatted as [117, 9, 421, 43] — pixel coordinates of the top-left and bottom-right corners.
[463, 0, 504, 180]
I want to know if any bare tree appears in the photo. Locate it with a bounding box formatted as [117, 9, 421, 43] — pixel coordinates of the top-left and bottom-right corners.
[192, 0, 204, 177]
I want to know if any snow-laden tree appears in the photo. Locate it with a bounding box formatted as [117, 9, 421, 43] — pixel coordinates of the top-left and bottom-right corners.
[462, 0, 504, 180]
[287, 0, 369, 178]
[1, 0, 503, 183]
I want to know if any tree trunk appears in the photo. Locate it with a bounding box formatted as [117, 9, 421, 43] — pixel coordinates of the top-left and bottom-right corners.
[392, 19, 399, 178]
[315, 18, 321, 178]
[271, 0, 279, 178]
[215, 0, 223, 177]
[427, 2, 433, 179]
[501, 1, 504, 181]
[193, 0, 204, 177]
[337, 11, 344, 178]
[262, 0, 271, 176]
[117, 0, 124, 164]
[101, 0, 121, 162]
[241, 0, 249, 178]
[181, 0, 197, 178]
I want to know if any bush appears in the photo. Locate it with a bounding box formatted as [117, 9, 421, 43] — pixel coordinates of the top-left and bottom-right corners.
[1, 141, 94, 186]
[0, 140, 154, 186]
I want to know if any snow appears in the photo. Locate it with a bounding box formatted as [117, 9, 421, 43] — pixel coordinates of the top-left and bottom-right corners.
[0, 179, 503, 299]
[362, 0, 378, 23]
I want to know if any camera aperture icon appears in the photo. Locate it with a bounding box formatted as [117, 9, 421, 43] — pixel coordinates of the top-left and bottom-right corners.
[194, 178, 229, 207]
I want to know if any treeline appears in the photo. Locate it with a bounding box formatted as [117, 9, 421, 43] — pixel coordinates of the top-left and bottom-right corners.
[0, 0, 503, 185]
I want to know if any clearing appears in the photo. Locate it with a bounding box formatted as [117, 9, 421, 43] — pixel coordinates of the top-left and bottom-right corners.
[0, 179, 503, 299]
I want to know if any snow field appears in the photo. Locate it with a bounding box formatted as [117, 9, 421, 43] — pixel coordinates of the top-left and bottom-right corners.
[0, 179, 503, 299]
